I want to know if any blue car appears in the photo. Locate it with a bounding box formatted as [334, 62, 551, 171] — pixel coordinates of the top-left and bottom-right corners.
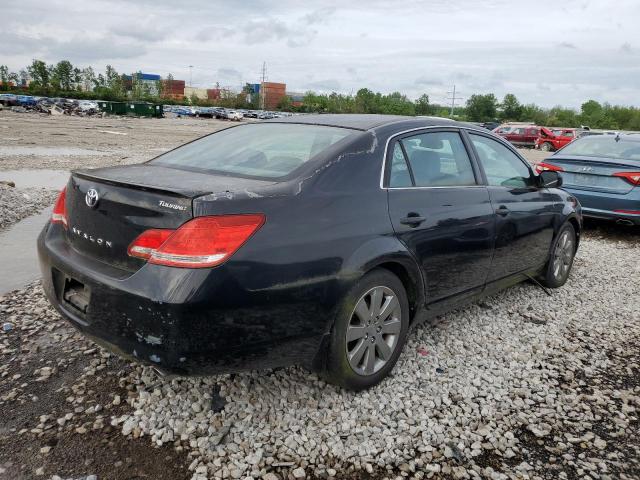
[536, 134, 640, 225]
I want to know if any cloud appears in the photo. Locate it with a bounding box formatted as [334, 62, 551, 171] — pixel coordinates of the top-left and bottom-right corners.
[558, 41, 578, 49]
[241, 16, 318, 47]
[47, 36, 147, 63]
[304, 79, 342, 91]
[414, 76, 443, 86]
[3, 0, 640, 108]
[216, 68, 242, 80]
[301, 7, 336, 25]
[109, 22, 166, 43]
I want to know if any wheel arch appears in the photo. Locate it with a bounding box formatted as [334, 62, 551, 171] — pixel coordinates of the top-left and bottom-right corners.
[340, 236, 425, 324]
[567, 215, 581, 250]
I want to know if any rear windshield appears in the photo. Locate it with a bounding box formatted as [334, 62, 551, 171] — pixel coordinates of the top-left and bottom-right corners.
[559, 136, 640, 160]
[151, 123, 354, 178]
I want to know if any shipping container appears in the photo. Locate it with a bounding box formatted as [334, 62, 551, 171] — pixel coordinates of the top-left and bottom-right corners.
[207, 88, 221, 100]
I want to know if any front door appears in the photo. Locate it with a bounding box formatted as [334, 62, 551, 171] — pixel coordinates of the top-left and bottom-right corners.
[385, 129, 495, 304]
[465, 131, 560, 281]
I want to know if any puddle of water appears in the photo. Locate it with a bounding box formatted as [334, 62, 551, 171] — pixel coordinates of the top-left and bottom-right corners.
[0, 169, 69, 189]
[0, 146, 111, 156]
[0, 208, 51, 296]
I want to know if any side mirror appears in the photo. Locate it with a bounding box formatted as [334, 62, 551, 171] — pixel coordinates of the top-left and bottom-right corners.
[538, 170, 563, 188]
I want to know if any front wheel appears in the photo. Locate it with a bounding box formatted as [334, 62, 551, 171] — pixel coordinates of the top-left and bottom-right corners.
[540, 223, 576, 288]
[540, 142, 553, 152]
[323, 269, 409, 390]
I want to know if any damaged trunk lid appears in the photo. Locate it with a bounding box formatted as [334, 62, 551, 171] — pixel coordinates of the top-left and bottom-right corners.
[65, 164, 274, 271]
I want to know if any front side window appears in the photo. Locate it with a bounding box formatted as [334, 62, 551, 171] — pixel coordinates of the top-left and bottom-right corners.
[395, 131, 476, 187]
[469, 134, 533, 188]
[152, 123, 354, 179]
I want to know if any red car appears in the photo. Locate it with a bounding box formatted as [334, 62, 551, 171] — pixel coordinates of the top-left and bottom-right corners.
[535, 128, 578, 152]
[493, 125, 540, 148]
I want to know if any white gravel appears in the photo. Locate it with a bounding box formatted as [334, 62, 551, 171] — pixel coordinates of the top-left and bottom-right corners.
[0, 184, 59, 230]
[110, 236, 639, 480]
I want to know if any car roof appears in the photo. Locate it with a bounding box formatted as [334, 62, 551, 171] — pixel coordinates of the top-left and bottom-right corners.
[264, 114, 464, 131]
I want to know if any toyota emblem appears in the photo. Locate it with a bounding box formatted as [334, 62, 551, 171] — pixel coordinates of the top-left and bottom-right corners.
[85, 188, 99, 208]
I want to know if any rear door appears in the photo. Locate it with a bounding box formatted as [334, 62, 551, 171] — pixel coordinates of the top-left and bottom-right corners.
[386, 128, 495, 304]
[465, 131, 560, 280]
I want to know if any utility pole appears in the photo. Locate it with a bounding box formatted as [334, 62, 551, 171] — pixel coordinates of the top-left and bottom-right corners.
[188, 65, 193, 87]
[260, 61, 267, 110]
[446, 84, 463, 117]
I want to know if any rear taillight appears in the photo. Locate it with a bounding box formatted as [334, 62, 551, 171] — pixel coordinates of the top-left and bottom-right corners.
[127, 214, 265, 268]
[51, 187, 68, 228]
[535, 162, 564, 174]
[127, 229, 173, 260]
[613, 171, 640, 186]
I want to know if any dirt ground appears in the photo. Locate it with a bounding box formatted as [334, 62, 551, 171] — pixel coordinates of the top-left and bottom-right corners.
[0, 111, 547, 172]
[0, 111, 235, 171]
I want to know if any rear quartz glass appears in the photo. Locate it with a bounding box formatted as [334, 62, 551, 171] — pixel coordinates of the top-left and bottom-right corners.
[151, 123, 354, 178]
[560, 137, 640, 160]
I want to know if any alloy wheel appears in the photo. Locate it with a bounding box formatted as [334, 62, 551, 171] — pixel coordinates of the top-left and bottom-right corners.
[552, 230, 574, 280]
[346, 286, 402, 376]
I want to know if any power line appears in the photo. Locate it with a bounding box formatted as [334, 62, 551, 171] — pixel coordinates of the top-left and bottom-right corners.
[446, 84, 464, 116]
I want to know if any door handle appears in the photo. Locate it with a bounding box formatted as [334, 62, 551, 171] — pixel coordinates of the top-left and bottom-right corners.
[495, 205, 510, 217]
[400, 213, 426, 227]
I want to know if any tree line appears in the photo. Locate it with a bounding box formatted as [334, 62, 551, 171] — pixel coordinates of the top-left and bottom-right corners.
[2, 59, 639, 130]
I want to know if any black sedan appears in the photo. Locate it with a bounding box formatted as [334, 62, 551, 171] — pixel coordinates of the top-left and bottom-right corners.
[38, 115, 582, 390]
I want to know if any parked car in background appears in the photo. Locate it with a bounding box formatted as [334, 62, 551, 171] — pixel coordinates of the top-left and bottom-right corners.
[38, 115, 581, 390]
[496, 125, 541, 148]
[535, 127, 578, 151]
[536, 134, 640, 225]
[224, 110, 243, 121]
[481, 121, 500, 131]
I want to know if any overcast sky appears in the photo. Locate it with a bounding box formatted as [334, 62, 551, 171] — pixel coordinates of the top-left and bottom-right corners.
[3, 0, 639, 108]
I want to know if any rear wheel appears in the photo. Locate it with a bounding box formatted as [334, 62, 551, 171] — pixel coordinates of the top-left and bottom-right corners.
[323, 269, 409, 390]
[541, 142, 553, 152]
[540, 223, 576, 288]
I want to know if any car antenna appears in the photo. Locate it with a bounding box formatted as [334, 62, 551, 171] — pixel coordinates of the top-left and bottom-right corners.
[614, 132, 621, 142]
[525, 273, 553, 296]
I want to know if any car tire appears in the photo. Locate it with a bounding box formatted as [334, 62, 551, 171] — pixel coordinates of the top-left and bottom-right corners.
[540, 222, 577, 288]
[541, 142, 553, 152]
[323, 268, 410, 390]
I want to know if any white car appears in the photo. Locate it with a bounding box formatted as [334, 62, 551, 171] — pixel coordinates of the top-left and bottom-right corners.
[225, 110, 243, 121]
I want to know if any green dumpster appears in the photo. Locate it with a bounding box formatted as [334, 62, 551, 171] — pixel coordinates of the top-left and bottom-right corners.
[96, 101, 111, 113]
[126, 102, 155, 117]
[109, 102, 127, 115]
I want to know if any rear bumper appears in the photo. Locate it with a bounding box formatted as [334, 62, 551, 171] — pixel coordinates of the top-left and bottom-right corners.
[562, 187, 640, 225]
[37, 223, 331, 375]
[580, 207, 640, 225]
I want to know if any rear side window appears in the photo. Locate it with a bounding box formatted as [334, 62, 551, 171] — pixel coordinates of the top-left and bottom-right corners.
[393, 131, 476, 187]
[389, 143, 412, 187]
[469, 134, 533, 188]
[152, 123, 354, 178]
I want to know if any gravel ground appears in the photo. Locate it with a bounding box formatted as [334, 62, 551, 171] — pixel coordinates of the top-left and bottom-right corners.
[1, 234, 638, 480]
[0, 185, 58, 230]
[0, 111, 236, 171]
[1, 111, 638, 479]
